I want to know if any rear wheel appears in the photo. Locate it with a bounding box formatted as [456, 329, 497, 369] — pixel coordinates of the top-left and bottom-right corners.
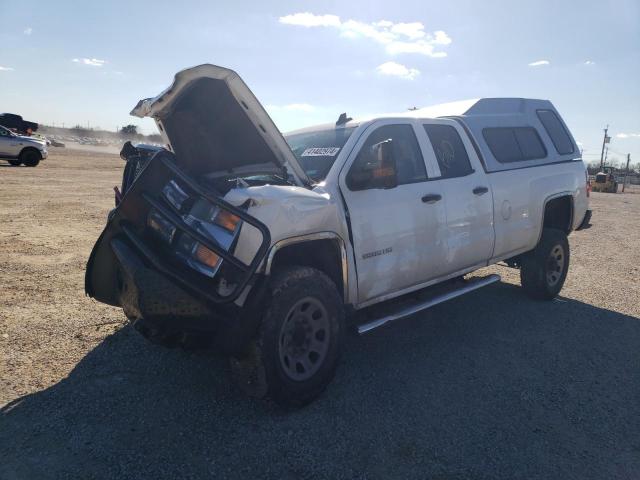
[8, 159, 21, 166]
[520, 228, 570, 300]
[20, 149, 41, 167]
[231, 266, 344, 407]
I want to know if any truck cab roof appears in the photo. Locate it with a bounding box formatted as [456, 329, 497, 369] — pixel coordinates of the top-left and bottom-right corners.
[286, 98, 581, 173]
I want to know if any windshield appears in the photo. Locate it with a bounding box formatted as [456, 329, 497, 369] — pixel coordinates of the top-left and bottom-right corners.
[285, 127, 356, 182]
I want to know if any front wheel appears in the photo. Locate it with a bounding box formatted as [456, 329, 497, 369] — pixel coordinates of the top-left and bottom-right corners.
[520, 228, 570, 300]
[231, 266, 344, 407]
[20, 149, 41, 167]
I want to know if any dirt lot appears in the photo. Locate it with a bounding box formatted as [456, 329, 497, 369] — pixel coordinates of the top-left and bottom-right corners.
[1, 149, 639, 479]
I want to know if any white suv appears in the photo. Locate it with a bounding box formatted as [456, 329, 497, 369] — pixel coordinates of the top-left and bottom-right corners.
[0, 125, 48, 167]
[86, 65, 591, 406]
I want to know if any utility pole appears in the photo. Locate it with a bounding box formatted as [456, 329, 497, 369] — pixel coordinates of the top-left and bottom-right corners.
[599, 125, 610, 170]
[603, 146, 609, 167]
[622, 153, 631, 193]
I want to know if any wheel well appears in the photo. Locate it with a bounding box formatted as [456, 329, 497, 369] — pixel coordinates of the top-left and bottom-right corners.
[543, 195, 573, 233]
[269, 239, 344, 300]
[20, 147, 42, 160]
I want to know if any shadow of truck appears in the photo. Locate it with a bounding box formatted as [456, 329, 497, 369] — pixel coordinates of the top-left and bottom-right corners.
[2, 282, 639, 479]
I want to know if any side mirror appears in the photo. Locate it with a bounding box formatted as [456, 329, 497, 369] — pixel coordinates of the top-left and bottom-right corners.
[348, 139, 398, 190]
[370, 139, 397, 189]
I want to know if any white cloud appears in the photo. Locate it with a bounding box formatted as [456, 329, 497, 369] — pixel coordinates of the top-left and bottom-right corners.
[387, 40, 447, 57]
[616, 133, 640, 139]
[266, 103, 316, 112]
[279, 13, 340, 28]
[72, 58, 106, 67]
[528, 60, 550, 67]
[0, 66, 14, 71]
[23, 27, 32, 35]
[376, 61, 420, 80]
[390, 22, 426, 39]
[584, 60, 595, 65]
[279, 12, 451, 58]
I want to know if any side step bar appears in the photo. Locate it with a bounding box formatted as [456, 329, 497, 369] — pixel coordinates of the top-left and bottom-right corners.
[357, 274, 501, 334]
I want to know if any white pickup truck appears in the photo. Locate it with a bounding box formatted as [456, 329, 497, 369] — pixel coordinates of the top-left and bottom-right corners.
[86, 64, 591, 406]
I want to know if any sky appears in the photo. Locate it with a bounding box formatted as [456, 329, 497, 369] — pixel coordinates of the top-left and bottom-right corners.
[1, 0, 639, 166]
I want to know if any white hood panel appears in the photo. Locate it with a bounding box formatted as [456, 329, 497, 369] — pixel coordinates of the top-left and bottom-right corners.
[131, 64, 309, 185]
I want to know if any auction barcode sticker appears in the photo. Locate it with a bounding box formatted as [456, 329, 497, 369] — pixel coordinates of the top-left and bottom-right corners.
[301, 147, 340, 157]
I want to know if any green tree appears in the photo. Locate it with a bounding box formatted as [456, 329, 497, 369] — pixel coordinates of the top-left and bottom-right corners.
[120, 124, 138, 135]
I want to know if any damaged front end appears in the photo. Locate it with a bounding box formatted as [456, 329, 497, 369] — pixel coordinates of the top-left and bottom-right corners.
[85, 150, 272, 348]
[85, 63, 323, 349]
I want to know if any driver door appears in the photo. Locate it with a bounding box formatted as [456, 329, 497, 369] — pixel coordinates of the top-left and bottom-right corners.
[339, 121, 448, 305]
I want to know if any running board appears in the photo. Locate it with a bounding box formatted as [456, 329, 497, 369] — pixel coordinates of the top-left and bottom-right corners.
[357, 274, 501, 334]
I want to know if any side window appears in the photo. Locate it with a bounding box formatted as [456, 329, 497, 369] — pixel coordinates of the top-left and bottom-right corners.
[423, 124, 473, 178]
[347, 124, 426, 190]
[483, 127, 547, 163]
[537, 109, 574, 155]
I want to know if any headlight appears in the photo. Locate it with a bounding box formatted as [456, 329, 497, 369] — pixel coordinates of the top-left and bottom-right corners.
[194, 243, 220, 270]
[147, 209, 176, 243]
[174, 234, 221, 277]
[153, 180, 243, 278]
[162, 180, 189, 212]
[213, 209, 241, 232]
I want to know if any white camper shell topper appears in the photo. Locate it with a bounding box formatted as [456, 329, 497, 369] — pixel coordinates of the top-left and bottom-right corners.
[86, 64, 591, 406]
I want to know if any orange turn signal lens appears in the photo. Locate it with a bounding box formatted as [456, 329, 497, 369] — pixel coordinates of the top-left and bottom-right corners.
[194, 243, 220, 269]
[214, 209, 241, 232]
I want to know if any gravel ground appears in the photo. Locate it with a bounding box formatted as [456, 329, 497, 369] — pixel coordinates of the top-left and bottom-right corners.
[1, 150, 639, 479]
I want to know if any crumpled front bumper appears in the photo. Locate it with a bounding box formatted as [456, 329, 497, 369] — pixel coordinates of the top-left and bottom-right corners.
[111, 237, 218, 324]
[111, 236, 264, 353]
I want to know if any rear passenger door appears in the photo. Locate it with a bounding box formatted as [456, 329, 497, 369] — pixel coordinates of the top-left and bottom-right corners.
[419, 121, 495, 272]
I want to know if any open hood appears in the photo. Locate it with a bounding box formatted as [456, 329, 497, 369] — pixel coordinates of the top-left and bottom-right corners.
[131, 64, 310, 186]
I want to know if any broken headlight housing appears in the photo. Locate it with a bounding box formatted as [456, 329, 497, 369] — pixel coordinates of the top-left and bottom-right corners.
[146, 180, 243, 278]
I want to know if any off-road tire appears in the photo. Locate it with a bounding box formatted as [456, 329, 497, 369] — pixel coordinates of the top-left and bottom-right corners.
[20, 149, 41, 167]
[8, 159, 21, 166]
[233, 266, 344, 407]
[520, 228, 570, 300]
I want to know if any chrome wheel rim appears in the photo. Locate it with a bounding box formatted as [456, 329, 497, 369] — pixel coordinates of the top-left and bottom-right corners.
[546, 244, 565, 287]
[278, 297, 330, 382]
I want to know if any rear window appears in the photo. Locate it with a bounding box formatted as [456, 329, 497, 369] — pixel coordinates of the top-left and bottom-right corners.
[537, 109, 574, 155]
[482, 127, 547, 163]
[423, 124, 473, 178]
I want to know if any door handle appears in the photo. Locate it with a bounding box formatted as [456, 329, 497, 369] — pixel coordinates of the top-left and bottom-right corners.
[473, 186, 489, 195]
[421, 193, 442, 204]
